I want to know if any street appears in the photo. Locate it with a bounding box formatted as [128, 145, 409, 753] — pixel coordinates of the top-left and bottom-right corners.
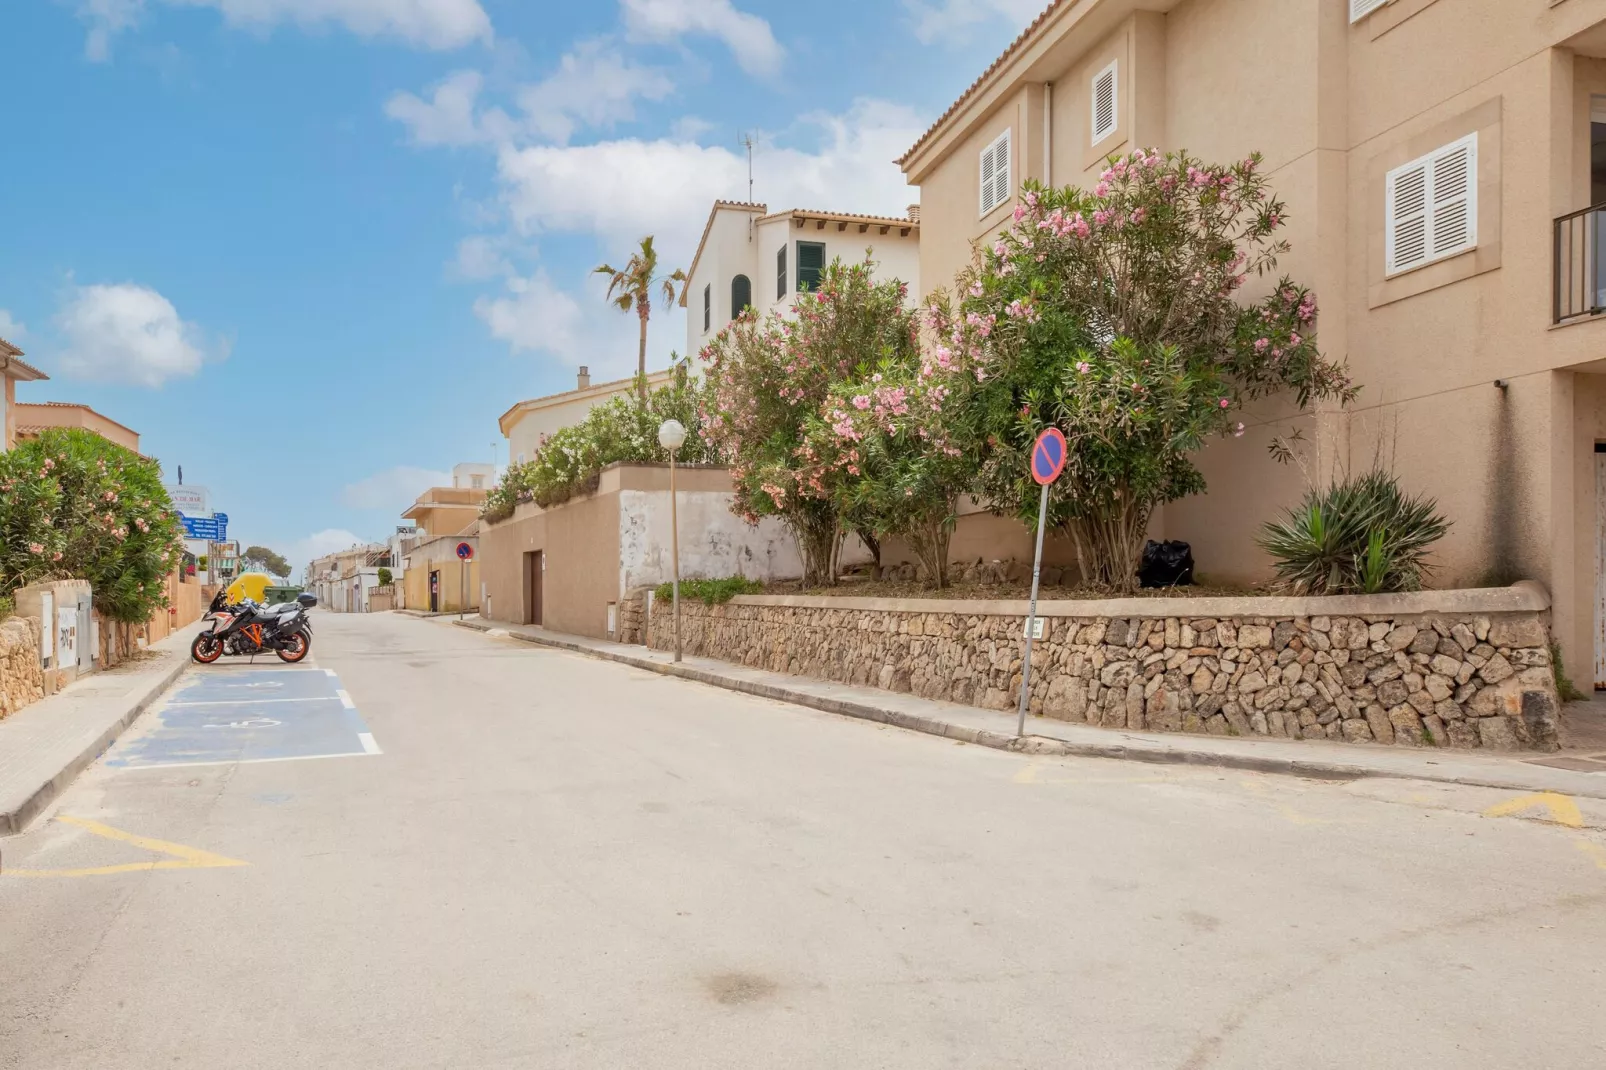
[2, 611, 1604, 1069]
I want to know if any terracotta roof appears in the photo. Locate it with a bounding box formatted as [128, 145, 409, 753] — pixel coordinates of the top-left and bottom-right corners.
[497, 367, 677, 435]
[11, 401, 139, 438]
[759, 208, 921, 230]
[0, 336, 20, 357]
[681, 200, 769, 307]
[0, 341, 48, 381]
[897, 0, 1067, 168]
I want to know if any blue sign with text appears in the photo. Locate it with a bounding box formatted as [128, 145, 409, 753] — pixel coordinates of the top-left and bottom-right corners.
[181, 512, 229, 541]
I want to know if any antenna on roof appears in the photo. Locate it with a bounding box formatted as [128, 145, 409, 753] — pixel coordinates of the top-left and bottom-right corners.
[739, 131, 755, 242]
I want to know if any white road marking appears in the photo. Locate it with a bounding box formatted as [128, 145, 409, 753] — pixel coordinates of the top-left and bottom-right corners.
[110, 751, 383, 772]
[324, 669, 338, 677]
[166, 696, 342, 708]
[359, 732, 382, 755]
[337, 690, 355, 709]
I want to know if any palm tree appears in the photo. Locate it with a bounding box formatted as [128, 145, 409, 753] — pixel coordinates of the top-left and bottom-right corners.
[594, 236, 687, 403]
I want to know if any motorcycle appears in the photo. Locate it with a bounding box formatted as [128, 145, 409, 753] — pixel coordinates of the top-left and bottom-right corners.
[191, 590, 318, 664]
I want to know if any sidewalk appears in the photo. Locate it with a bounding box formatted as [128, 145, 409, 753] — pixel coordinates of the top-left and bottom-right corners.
[451, 617, 1606, 801]
[0, 622, 200, 835]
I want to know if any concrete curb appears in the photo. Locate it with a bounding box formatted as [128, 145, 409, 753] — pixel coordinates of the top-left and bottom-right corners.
[452, 617, 1606, 798]
[0, 651, 190, 836]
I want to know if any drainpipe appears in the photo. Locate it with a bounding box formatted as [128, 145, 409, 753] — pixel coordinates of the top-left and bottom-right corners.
[1043, 82, 1053, 187]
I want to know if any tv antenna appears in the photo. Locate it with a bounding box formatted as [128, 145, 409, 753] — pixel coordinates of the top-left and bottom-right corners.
[738, 131, 755, 241]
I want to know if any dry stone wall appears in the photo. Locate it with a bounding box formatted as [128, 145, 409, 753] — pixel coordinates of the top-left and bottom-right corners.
[646, 589, 1561, 751]
[0, 616, 45, 720]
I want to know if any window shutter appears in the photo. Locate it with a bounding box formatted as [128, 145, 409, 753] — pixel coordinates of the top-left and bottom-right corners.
[979, 140, 997, 213]
[1429, 136, 1476, 260]
[1349, 0, 1391, 23]
[777, 246, 787, 299]
[979, 129, 1010, 214]
[1092, 61, 1117, 144]
[1385, 132, 1476, 277]
[797, 241, 825, 291]
[703, 284, 711, 331]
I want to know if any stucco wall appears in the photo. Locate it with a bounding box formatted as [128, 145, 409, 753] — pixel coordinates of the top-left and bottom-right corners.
[480, 483, 623, 638]
[403, 536, 480, 614]
[618, 489, 800, 591]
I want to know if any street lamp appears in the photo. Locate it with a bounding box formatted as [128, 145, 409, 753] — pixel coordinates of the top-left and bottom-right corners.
[658, 418, 687, 663]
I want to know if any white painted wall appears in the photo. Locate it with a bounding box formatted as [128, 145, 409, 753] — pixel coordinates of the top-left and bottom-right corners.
[505, 371, 674, 465]
[617, 489, 803, 592]
[685, 206, 921, 359]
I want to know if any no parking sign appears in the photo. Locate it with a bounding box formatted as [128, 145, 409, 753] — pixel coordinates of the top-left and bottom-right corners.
[1018, 427, 1066, 736]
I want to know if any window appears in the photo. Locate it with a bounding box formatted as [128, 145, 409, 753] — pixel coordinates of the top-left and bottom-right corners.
[1385, 132, 1477, 277]
[471, 475, 484, 489]
[777, 245, 787, 298]
[1091, 61, 1118, 144]
[979, 129, 1011, 215]
[1349, 0, 1392, 22]
[797, 241, 825, 292]
[702, 284, 711, 331]
[731, 274, 752, 318]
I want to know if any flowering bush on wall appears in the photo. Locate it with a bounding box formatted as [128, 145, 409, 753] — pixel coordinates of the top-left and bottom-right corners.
[0, 429, 185, 622]
[928, 149, 1356, 590]
[481, 368, 712, 524]
[701, 257, 917, 585]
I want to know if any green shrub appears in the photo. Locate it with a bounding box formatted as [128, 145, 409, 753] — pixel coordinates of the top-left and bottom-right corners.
[1257, 469, 1448, 594]
[0, 594, 13, 620]
[376, 567, 393, 587]
[653, 576, 762, 605]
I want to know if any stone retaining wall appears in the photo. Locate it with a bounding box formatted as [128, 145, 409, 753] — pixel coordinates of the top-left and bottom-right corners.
[0, 616, 45, 720]
[645, 585, 1562, 751]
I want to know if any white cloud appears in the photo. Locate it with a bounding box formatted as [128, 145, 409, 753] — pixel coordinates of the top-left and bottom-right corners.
[450, 234, 513, 280]
[341, 465, 452, 509]
[81, 0, 491, 61]
[290, 528, 371, 573]
[515, 39, 674, 144]
[494, 98, 927, 255]
[385, 69, 514, 146]
[621, 0, 782, 77]
[903, 0, 1044, 45]
[0, 309, 27, 342]
[473, 268, 681, 377]
[55, 282, 223, 387]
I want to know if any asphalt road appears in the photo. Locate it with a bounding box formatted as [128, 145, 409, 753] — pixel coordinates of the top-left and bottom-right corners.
[2, 610, 1605, 1069]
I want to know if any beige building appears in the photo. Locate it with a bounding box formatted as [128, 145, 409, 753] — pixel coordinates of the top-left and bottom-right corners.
[401, 465, 491, 538]
[682, 201, 921, 360]
[12, 402, 140, 453]
[898, 0, 1606, 688]
[1, 338, 48, 451]
[402, 532, 480, 614]
[500, 366, 675, 466]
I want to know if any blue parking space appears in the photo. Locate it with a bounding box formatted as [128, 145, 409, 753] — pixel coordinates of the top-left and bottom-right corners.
[106, 667, 381, 770]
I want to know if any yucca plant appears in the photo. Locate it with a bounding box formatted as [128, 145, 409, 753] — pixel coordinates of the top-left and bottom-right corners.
[1258, 470, 1448, 594]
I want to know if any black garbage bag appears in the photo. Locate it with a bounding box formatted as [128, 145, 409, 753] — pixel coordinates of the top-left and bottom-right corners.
[1138, 540, 1194, 588]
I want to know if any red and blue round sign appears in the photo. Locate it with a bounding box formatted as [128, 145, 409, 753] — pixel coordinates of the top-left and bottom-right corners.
[1030, 428, 1067, 486]
[456, 542, 474, 561]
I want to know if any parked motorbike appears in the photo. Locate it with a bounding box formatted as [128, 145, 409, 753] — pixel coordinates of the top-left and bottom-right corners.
[191, 590, 318, 664]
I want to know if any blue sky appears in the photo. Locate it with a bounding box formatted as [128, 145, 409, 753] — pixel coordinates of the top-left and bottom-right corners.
[0, 0, 1039, 571]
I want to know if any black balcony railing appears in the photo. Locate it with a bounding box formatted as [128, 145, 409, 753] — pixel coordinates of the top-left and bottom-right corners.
[1554, 203, 1606, 323]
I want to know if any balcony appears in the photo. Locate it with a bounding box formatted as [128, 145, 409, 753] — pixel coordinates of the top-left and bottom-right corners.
[1555, 203, 1606, 324]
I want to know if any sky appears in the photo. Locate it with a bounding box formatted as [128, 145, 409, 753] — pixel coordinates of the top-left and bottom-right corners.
[0, 0, 1043, 573]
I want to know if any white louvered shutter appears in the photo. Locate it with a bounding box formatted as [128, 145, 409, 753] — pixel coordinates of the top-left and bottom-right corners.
[980, 139, 997, 213]
[1428, 135, 1476, 261]
[1092, 61, 1117, 144]
[1350, 0, 1391, 23]
[1385, 133, 1476, 277]
[980, 129, 1010, 213]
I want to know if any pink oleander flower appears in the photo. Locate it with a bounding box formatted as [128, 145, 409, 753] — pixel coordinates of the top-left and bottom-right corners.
[1254, 338, 1269, 352]
[1093, 209, 1111, 226]
[1093, 181, 1110, 198]
[1130, 208, 1146, 224]
[1076, 361, 1091, 374]
[852, 395, 871, 410]
[28, 542, 44, 554]
[1289, 332, 1301, 346]
[1218, 398, 1230, 408]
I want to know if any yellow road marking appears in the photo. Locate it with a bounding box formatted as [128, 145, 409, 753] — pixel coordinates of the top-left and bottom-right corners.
[1482, 792, 1583, 828]
[1577, 840, 1606, 871]
[5, 816, 248, 879]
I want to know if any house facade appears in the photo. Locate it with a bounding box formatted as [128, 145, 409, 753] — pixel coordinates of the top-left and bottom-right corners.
[12, 402, 140, 452]
[900, 0, 1606, 688]
[681, 201, 921, 360]
[500, 366, 676, 466]
[1, 338, 48, 451]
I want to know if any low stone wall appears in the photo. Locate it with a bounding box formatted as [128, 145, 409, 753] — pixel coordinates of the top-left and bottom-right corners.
[647, 584, 1562, 751]
[0, 616, 45, 720]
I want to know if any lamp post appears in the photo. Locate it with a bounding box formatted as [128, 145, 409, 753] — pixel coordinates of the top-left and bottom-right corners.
[658, 418, 687, 663]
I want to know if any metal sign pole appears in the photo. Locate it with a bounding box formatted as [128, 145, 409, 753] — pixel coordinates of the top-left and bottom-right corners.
[671, 449, 682, 663]
[1016, 480, 1050, 738]
[459, 560, 465, 621]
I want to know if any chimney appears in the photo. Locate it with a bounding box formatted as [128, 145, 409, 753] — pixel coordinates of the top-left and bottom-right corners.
[906, 204, 921, 223]
[577, 366, 591, 390]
